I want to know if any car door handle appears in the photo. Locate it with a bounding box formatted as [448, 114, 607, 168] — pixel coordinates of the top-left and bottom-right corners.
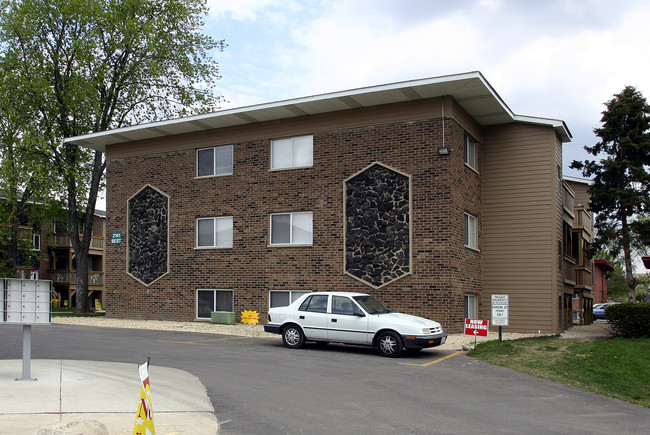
[331, 318, 337, 322]
[299, 315, 305, 319]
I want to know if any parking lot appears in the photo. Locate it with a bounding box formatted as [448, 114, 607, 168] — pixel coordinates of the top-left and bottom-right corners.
[1, 321, 647, 434]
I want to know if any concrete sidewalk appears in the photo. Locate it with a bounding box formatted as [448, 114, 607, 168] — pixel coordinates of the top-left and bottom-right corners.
[0, 359, 218, 434]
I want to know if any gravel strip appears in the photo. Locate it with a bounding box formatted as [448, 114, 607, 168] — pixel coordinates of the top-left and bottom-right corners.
[51, 317, 614, 351]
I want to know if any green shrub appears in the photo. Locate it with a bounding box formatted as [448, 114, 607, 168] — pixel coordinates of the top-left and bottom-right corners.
[607, 303, 650, 337]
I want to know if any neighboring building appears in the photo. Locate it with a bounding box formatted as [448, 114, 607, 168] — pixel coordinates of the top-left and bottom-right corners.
[14, 210, 106, 309]
[47, 212, 107, 309]
[593, 259, 614, 304]
[68, 72, 575, 333]
[563, 178, 595, 325]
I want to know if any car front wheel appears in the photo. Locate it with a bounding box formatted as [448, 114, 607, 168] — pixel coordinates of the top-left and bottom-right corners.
[376, 331, 403, 357]
[282, 324, 305, 349]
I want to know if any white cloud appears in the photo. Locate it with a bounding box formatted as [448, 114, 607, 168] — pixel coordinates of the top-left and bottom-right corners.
[207, 0, 650, 174]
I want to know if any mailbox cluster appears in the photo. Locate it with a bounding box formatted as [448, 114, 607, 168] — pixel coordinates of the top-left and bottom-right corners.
[0, 279, 52, 325]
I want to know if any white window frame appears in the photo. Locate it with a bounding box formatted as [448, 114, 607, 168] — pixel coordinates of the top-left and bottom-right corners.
[269, 290, 311, 308]
[464, 212, 478, 250]
[196, 145, 233, 178]
[270, 212, 313, 246]
[31, 233, 41, 251]
[464, 294, 477, 319]
[196, 216, 233, 248]
[196, 289, 234, 319]
[464, 134, 477, 170]
[270, 135, 313, 170]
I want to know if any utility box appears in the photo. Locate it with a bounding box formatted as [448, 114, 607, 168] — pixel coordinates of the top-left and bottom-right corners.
[211, 311, 236, 325]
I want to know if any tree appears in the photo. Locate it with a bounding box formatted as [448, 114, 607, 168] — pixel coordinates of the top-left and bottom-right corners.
[0, 55, 56, 278]
[571, 86, 650, 302]
[0, 0, 225, 312]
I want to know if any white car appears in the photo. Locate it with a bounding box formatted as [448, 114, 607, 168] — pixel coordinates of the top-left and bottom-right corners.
[264, 292, 447, 357]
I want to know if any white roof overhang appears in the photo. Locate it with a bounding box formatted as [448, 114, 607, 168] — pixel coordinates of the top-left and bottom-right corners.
[65, 71, 572, 151]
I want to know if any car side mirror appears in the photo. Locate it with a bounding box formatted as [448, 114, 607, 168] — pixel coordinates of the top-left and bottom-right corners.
[353, 310, 365, 317]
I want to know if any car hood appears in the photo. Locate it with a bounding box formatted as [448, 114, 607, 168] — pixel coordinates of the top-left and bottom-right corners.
[372, 312, 442, 329]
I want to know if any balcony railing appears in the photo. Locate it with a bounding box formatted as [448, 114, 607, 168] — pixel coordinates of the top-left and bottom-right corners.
[563, 256, 576, 285]
[573, 207, 593, 236]
[50, 234, 104, 250]
[51, 270, 104, 286]
[575, 266, 593, 289]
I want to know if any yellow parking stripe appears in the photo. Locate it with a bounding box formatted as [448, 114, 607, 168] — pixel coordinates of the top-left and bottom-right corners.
[157, 336, 249, 345]
[399, 351, 462, 367]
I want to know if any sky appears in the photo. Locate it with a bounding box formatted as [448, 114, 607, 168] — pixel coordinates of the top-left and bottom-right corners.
[201, 0, 650, 179]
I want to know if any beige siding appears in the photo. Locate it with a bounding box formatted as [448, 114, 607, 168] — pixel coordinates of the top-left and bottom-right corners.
[482, 123, 562, 333]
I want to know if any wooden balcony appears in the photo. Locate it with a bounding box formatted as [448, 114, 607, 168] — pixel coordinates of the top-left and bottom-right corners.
[51, 270, 104, 286]
[574, 266, 593, 290]
[563, 256, 576, 285]
[572, 207, 593, 237]
[50, 233, 105, 250]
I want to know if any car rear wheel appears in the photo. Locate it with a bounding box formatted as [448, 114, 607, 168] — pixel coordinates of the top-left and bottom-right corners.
[376, 331, 403, 357]
[282, 324, 305, 349]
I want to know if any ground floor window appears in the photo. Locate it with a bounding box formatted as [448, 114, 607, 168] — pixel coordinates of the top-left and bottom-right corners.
[464, 294, 477, 319]
[196, 289, 233, 319]
[269, 290, 311, 308]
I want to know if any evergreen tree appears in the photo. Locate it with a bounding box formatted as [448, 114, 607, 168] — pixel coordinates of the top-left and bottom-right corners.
[571, 86, 650, 302]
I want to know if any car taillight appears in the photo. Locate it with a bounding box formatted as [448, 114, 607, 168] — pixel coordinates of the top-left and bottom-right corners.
[268, 314, 272, 322]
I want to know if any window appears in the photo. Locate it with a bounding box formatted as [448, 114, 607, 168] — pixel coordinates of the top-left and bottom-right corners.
[197, 217, 233, 248]
[269, 290, 311, 308]
[197, 145, 233, 177]
[31, 233, 40, 251]
[464, 134, 477, 170]
[271, 135, 313, 170]
[270, 212, 313, 245]
[196, 289, 233, 319]
[298, 294, 329, 313]
[464, 213, 477, 249]
[331, 295, 357, 315]
[464, 294, 477, 319]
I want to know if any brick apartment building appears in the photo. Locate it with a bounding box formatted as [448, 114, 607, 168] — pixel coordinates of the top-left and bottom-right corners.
[68, 72, 575, 333]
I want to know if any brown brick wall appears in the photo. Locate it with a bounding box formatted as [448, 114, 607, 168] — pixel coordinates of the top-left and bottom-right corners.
[105, 113, 482, 332]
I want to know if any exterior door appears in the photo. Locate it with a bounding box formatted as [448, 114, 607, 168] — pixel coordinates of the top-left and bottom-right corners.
[327, 295, 370, 344]
[297, 294, 329, 340]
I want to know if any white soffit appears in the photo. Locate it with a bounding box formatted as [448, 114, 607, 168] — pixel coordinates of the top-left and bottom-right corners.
[66, 71, 571, 151]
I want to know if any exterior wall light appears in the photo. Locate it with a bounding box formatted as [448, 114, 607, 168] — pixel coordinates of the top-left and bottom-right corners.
[438, 146, 451, 155]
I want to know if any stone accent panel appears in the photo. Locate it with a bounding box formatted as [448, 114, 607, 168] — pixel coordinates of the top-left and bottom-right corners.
[345, 163, 411, 288]
[127, 185, 169, 286]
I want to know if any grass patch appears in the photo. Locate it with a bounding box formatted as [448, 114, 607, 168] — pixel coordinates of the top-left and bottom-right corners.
[52, 307, 105, 317]
[469, 336, 650, 408]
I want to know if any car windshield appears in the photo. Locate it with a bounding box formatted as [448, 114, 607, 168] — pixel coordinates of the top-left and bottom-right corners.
[353, 295, 392, 314]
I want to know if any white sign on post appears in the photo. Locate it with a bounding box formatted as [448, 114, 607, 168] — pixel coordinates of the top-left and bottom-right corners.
[491, 294, 509, 326]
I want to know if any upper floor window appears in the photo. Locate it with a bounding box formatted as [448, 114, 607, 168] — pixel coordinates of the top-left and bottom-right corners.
[464, 212, 478, 249]
[31, 233, 41, 251]
[271, 135, 313, 170]
[464, 134, 477, 170]
[197, 145, 233, 177]
[270, 212, 313, 246]
[197, 216, 233, 248]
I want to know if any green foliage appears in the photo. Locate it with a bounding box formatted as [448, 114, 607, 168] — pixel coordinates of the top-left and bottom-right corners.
[607, 302, 650, 337]
[470, 335, 650, 407]
[0, 0, 224, 311]
[571, 86, 650, 301]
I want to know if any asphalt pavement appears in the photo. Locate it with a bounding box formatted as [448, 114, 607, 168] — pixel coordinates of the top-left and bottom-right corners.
[0, 359, 218, 435]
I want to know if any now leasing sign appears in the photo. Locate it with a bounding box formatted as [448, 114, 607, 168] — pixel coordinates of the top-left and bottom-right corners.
[464, 318, 489, 337]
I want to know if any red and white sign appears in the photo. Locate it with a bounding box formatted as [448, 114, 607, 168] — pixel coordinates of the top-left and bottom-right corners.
[464, 318, 489, 337]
